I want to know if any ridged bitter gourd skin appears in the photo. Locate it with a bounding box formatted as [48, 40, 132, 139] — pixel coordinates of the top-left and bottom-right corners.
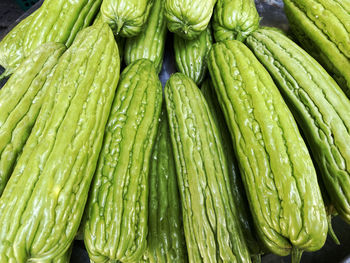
[201, 79, 263, 260]
[246, 28, 350, 224]
[124, 0, 167, 74]
[38, 245, 72, 263]
[0, 42, 66, 196]
[83, 59, 163, 263]
[164, 0, 216, 39]
[165, 73, 251, 263]
[101, 0, 155, 37]
[0, 0, 101, 76]
[284, 0, 350, 97]
[212, 0, 260, 42]
[140, 106, 187, 263]
[207, 40, 328, 258]
[0, 12, 35, 77]
[0, 23, 120, 262]
[174, 26, 212, 85]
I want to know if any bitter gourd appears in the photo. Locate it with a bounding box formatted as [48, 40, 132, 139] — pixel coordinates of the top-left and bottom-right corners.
[124, 0, 167, 74]
[0, 42, 66, 196]
[140, 106, 187, 263]
[0, 0, 101, 76]
[164, 0, 216, 39]
[201, 79, 263, 261]
[39, 244, 72, 263]
[165, 73, 251, 263]
[174, 26, 212, 85]
[207, 40, 328, 261]
[0, 12, 36, 78]
[284, 0, 350, 97]
[0, 22, 120, 262]
[83, 59, 163, 263]
[101, 0, 154, 37]
[246, 28, 350, 224]
[212, 0, 260, 42]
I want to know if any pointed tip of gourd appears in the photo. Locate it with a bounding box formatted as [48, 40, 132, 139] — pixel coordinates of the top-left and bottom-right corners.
[328, 215, 340, 245]
[115, 20, 124, 36]
[291, 247, 303, 263]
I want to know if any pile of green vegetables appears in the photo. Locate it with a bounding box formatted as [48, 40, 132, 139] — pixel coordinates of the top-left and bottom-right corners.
[0, 0, 349, 262]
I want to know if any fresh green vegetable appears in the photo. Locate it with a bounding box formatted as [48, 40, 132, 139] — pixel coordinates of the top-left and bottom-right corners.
[201, 79, 263, 261]
[101, 0, 155, 37]
[207, 40, 328, 262]
[0, 42, 66, 196]
[212, 0, 260, 42]
[140, 106, 187, 263]
[84, 59, 163, 263]
[165, 0, 216, 39]
[0, 23, 120, 262]
[246, 27, 350, 224]
[165, 73, 251, 263]
[0, 0, 101, 77]
[174, 26, 212, 85]
[38, 245, 73, 263]
[124, 0, 167, 73]
[0, 12, 35, 78]
[284, 0, 350, 97]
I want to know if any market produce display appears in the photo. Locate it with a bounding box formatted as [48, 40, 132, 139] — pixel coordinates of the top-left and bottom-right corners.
[0, 0, 349, 262]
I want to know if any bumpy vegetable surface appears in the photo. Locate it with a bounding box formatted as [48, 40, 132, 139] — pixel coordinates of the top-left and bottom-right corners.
[101, 0, 154, 37]
[212, 0, 260, 42]
[0, 12, 35, 77]
[284, 0, 350, 97]
[0, 42, 66, 196]
[174, 27, 212, 85]
[246, 28, 350, 224]
[140, 106, 187, 263]
[201, 79, 263, 260]
[0, 0, 101, 76]
[84, 59, 162, 263]
[124, 0, 167, 73]
[39, 245, 72, 263]
[0, 23, 120, 262]
[207, 40, 328, 259]
[165, 73, 251, 263]
[165, 0, 216, 39]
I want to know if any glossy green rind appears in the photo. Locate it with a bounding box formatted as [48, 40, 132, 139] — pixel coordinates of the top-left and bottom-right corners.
[84, 59, 163, 263]
[246, 28, 350, 224]
[38, 244, 73, 263]
[124, 0, 167, 74]
[140, 106, 187, 263]
[0, 23, 120, 262]
[207, 40, 328, 257]
[284, 0, 350, 97]
[0, 42, 66, 196]
[174, 27, 212, 85]
[164, 0, 216, 39]
[0, 12, 35, 76]
[201, 79, 263, 260]
[0, 0, 101, 75]
[101, 0, 154, 37]
[212, 0, 260, 42]
[165, 73, 251, 263]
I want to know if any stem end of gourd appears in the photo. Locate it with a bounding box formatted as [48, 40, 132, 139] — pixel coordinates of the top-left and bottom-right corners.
[291, 247, 303, 263]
